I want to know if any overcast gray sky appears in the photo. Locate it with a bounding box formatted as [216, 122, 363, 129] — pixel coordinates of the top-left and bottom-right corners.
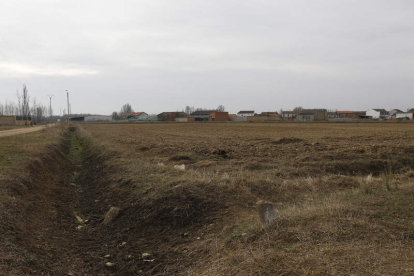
[1, 0, 414, 115]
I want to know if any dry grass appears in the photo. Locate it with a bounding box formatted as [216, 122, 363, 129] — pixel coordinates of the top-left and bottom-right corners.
[72, 122, 414, 275]
[0, 125, 64, 275]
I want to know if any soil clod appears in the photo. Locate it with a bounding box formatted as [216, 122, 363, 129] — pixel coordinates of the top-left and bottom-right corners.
[103, 207, 121, 225]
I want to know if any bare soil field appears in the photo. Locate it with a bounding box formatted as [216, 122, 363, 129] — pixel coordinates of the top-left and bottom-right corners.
[1, 122, 414, 275]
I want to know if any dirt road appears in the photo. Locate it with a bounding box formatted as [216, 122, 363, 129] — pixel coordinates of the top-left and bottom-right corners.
[0, 125, 53, 138]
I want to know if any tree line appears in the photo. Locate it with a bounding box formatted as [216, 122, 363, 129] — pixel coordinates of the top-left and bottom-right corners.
[0, 84, 51, 123]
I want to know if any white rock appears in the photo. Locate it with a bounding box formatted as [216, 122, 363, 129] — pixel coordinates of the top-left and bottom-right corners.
[105, 262, 115, 267]
[174, 164, 185, 171]
[142, 253, 151, 258]
[104, 255, 111, 258]
[256, 200, 278, 228]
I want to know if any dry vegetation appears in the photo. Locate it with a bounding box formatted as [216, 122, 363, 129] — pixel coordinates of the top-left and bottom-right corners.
[77, 122, 414, 275]
[1, 122, 414, 275]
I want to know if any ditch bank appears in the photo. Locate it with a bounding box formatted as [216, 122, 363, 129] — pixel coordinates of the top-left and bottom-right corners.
[2, 126, 233, 275]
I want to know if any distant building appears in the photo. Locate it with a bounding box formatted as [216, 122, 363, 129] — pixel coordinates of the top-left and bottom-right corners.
[328, 111, 338, 119]
[228, 114, 238, 121]
[0, 116, 17, 126]
[126, 112, 148, 119]
[237, 111, 255, 117]
[157, 112, 187, 122]
[300, 109, 327, 121]
[281, 111, 301, 121]
[389, 109, 403, 116]
[297, 112, 316, 122]
[395, 112, 413, 120]
[352, 111, 366, 118]
[189, 110, 228, 121]
[259, 112, 279, 116]
[366, 109, 388, 119]
[71, 115, 112, 122]
[337, 111, 353, 118]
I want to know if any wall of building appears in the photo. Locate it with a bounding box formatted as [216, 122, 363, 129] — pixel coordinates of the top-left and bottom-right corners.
[366, 110, 380, 119]
[316, 111, 327, 120]
[0, 116, 16, 125]
[175, 118, 188, 122]
[237, 113, 254, 117]
[210, 112, 229, 121]
[85, 115, 113, 122]
[232, 117, 247, 122]
[136, 113, 149, 119]
[298, 115, 315, 122]
[247, 116, 281, 122]
[396, 113, 413, 120]
[15, 120, 32, 126]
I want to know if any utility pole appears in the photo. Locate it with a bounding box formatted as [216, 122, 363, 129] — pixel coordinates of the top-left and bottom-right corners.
[46, 94, 54, 121]
[66, 90, 70, 125]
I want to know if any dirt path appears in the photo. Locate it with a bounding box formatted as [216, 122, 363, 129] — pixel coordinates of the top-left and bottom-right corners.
[0, 124, 55, 138]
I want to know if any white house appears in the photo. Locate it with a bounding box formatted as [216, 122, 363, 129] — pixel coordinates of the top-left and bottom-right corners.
[237, 110, 255, 117]
[396, 113, 413, 120]
[366, 109, 388, 119]
[389, 109, 403, 116]
[127, 112, 149, 119]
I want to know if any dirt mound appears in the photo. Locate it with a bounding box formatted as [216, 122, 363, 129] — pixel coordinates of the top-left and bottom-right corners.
[272, 137, 304, 144]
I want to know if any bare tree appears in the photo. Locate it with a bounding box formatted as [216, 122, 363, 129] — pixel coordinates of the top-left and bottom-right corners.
[21, 85, 30, 124]
[4, 100, 17, 115]
[217, 105, 225, 112]
[16, 90, 22, 117]
[119, 104, 134, 117]
[36, 106, 44, 123]
[293, 106, 303, 111]
[184, 106, 195, 114]
[112, 111, 120, 120]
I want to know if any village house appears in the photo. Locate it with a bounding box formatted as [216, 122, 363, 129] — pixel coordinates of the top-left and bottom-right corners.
[337, 111, 353, 118]
[0, 115, 33, 125]
[157, 112, 187, 122]
[395, 112, 413, 120]
[259, 112, 279, 116]
[352, 111, 366, 118]
[126, 112, 148, 119]
[298, 109, 327, 121]
[237, 110, 255, 117]
[389, 109, 403, 116]
[366, 109, 388, 119]
[190, 110, 229, 121]
[297, 111, 316, 122]
[71, 115, 113, 122]
[328, 111, 338, 119]
[281, 111, 300, 121]
[228, 114, 238, 121]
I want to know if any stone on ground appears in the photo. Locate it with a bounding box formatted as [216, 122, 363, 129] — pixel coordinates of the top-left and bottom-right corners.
[256, 200, 278, 228]
[103, 207, 121, 225]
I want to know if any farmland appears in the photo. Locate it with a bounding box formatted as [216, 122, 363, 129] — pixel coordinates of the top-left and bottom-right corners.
[1, 122, 414, 275]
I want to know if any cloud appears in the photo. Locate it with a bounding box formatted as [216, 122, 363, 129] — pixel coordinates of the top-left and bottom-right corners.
[0, 62, 99, 77]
